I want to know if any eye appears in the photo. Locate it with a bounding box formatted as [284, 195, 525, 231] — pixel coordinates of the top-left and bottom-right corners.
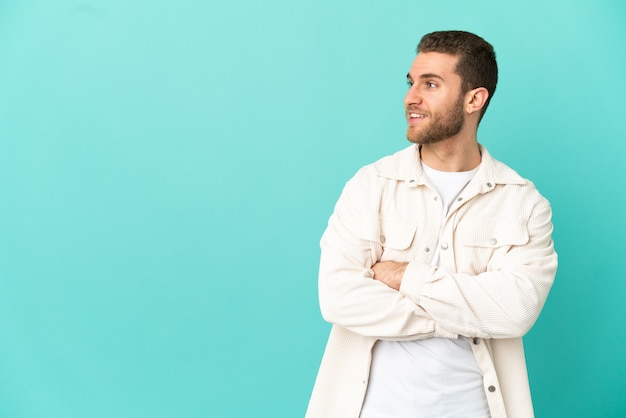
[426, 81, 437, 88]
[407, 80, 414, 88]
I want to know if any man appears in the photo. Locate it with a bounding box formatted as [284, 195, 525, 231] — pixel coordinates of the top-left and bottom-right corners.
[306, 31, 557, 418]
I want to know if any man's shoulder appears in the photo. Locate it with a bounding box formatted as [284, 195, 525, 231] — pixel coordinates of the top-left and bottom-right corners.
[355, 144, 417, 180]
[479, 146, 532, 187]
[489, 157, 527, 185]
[484, 151, 551, 205]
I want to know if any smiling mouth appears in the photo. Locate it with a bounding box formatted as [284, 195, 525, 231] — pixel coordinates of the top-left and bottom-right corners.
[407, 112, 428, 121]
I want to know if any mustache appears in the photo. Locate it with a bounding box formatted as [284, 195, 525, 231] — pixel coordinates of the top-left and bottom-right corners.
[406, 105, 427, 113]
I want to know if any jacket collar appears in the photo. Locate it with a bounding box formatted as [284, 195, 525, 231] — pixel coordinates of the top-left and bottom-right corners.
[373, 144, 526, 193]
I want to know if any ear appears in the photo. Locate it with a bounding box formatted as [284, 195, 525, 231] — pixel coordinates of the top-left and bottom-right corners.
[465, 87, 489, 115]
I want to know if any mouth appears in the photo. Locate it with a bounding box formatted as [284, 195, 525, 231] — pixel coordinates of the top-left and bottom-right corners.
[407, 111, 428, 123]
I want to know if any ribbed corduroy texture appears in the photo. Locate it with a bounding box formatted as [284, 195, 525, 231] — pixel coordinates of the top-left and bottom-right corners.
[306, 145, 557, 418]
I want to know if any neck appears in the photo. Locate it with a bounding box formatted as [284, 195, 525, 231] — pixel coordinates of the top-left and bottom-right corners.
[419, 133, 481, 172]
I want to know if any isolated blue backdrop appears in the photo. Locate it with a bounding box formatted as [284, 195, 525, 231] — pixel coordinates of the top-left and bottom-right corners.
[0, 1, 624, 417]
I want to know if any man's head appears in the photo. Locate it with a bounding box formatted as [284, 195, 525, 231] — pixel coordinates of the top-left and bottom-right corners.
[404, 31, 498, 145]
[417, 30, 498, 121]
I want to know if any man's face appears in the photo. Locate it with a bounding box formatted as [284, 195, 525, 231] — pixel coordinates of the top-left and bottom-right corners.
[404, 52, 466, 145]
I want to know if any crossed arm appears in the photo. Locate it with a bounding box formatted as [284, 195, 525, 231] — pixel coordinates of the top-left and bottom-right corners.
[318, 175, 557, 341]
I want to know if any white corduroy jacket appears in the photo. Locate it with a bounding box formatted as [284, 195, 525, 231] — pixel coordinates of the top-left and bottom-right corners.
[306, 144, 557, 418]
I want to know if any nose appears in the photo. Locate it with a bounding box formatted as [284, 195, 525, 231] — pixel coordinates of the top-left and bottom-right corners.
[404, 85, 422, 107]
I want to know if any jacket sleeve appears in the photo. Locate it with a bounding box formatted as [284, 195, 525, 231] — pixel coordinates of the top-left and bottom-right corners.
[318, 169, 457, 340]
[399, 197, 558, 339]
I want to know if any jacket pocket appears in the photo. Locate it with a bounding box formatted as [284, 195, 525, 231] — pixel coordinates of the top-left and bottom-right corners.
[457, 219, 529, 274]
[377, 216, 418, 262]
[460, 219, 529, 248]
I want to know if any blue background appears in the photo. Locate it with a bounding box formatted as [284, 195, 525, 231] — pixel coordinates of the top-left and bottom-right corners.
[1, 0, 625, 417]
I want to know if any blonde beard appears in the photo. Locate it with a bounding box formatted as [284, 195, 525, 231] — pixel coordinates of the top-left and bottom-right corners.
[406, 96, 465, 144]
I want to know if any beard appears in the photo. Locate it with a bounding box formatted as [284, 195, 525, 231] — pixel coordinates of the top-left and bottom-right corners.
[406, 95, 465, 145]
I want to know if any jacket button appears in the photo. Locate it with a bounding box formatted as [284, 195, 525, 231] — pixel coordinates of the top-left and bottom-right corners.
[488, 238, 497, 245]
[473, 337, 480, 345]
[380, 235, 386, 244]
[488, 385, 496, 392]
[440, 242, 448, 250]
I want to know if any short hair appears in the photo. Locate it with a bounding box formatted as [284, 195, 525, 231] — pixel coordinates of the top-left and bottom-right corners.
[417, 30, 498, 121]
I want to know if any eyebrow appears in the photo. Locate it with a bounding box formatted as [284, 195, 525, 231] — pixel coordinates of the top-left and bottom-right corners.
[406, 73, 445, 81]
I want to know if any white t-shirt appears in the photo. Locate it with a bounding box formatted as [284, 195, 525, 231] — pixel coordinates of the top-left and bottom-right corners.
[360, 163, 490, 418]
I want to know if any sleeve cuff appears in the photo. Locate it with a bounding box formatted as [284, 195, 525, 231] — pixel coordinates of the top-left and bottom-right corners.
[399, 261, 434, 304]
[434, 323, 458, 339]
[399, 262, 457, 339]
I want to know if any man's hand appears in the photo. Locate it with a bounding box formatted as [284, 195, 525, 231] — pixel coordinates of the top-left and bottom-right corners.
[372, 261, 408, 291]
